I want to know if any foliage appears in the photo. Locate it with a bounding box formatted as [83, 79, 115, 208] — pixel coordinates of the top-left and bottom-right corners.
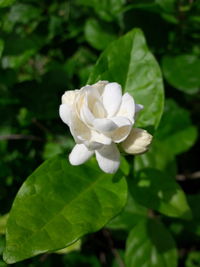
[0, 0, 199, 266]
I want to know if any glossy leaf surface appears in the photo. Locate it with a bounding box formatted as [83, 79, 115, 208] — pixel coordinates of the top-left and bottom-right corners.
[88, 28, 164, 130]
[3, 156, 127, 263]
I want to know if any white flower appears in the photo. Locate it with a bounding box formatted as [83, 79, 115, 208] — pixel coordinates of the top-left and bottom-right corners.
[59, 81, 151, 173]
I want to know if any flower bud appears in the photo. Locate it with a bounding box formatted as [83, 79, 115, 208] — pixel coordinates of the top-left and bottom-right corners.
[121, 128, 152, 155]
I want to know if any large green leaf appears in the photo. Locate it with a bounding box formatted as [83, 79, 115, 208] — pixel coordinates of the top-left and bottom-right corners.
[125, 219, 178, 267]
[162, 54, 200, 94]
[156, 99, 198, 155]
[130, 168, 192, 219]
[3, 156, 127, 263]
[88, 28, 164, 130]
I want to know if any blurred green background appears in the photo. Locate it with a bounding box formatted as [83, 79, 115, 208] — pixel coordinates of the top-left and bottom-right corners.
[0, 0, 200, 266]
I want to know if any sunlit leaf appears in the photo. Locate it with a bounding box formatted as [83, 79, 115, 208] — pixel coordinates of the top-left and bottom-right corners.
[88, 28, 164, 130]
[3, 156, 127, 263]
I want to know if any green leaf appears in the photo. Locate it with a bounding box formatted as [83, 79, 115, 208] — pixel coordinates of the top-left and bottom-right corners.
[0, 0, 15, 8]
[162, 54, 200, 94]
[108, 192, 147, 231]
[0, 40, 4, 58]
[134, 139, 177, 177]
[5, 4, 41, 25]
[88, 28, 164, 130]
[55, 239, 81, 254]
[183, 194, 200, 237]
[0, 214, 9, 235]
[125, 219, 178, 267]
[130, 168, 192, 219]
[156, 0, 176, 12]
[84, 19, 116, 50]
[156, 99, 198, 155]
[2, 49, 36, 69]
[3, 156, 127, 263]
[134, 98, 197, 185]
[186, 251, 200, 267]
[77, 0, 125, 21]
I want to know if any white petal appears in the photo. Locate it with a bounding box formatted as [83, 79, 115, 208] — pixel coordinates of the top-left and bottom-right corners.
[93, 118, 117, 132]
[117, 93, 135, 122]
[102, 82, 122, 117]
[95, 143, 120, 174]
[69, 144, 94, 165]
[109, 117, 132, 143]
[92, 101, 106, 118]
[70, 113, 91, 143]
[61, 90, 77, 105]
[92, 80, 108, 95]
[59, 104, 72, 126]
[80, 96, 94, 126]
[90, 130, 112, 145]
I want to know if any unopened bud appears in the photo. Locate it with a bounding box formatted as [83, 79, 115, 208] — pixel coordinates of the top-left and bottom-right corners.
[121, 128, 152, 155]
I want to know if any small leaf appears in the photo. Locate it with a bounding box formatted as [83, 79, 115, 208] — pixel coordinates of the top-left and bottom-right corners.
[0, 39, 4, 58]
[156, 0, 176, 12]
[0, 214, 9, 235]
[84, 19, 116, 50]
[77, 0, 125, 21]
[162, 54, 200, 94]
[0, 0, 15, 8]
[186, 251, 200, 267]
[125, 218, 178, 267]
[156, 99, 198, 155]
[88, 28, 164, 130]
[3, 155, 127, 263]
[130, 168, 192, 219]
[2, 50, 36, 69]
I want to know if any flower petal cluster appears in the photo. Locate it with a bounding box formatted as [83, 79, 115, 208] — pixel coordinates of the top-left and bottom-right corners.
[59, 81, 152, 173]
